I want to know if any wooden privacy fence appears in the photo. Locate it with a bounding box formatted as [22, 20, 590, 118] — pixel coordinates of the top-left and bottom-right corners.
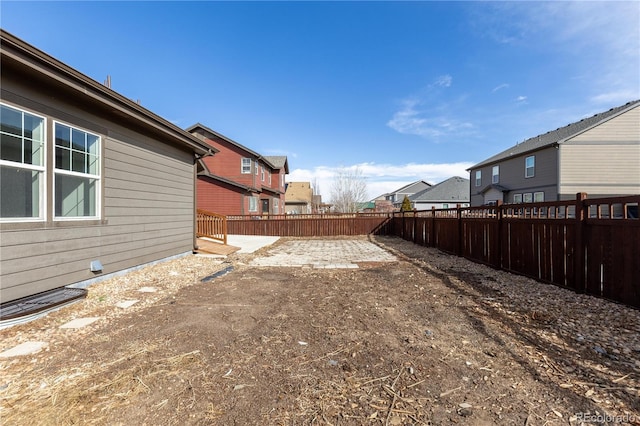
[196, 209, 227, 244]
[375, 193, 640, 309]
[226, 213, 391, 237]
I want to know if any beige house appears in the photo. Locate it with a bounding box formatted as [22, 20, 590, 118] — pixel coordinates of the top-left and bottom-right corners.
[284, 182, 313, 214]
[0, 30, 214, 304]
[468, 100, 640, 206]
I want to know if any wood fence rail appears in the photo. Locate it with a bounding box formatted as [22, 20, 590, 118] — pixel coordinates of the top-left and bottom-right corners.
[226, 212, 391, 236]
[376, 193, 639, 309]
[196, 209, 227, 244]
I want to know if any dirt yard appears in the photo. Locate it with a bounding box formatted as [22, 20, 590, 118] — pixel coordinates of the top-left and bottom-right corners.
[1, 236, 639, 425]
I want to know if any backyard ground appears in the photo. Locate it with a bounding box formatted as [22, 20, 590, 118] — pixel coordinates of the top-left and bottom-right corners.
[1, 236, 639, 425]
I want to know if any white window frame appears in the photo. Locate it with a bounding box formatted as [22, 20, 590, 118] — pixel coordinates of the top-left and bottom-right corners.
[525, 155, 535, 178]
[534, 191, 544, 202]
[523, 193, 533, 203]
[53, 120, 101, 220]
[475, 170, 481, 187]
[273, 198, 279, 214]
[268, 171, 271, 185]
[248, 196, 258, 212]
[281, 174, 285, 188]
[241, 158, 251, 174]
[492, 165, 499, 184]
[255, 161, 259, 175]
[0, 103, 47, 222]
[513, 194, 523, 204]
[261, 166, 265, 182]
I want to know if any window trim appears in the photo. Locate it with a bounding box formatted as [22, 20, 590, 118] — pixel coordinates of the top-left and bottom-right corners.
[523, 193, 533, 203]
[241, 157, 251, 174]
[248, 196, 258, 212]
[53, 120, 101, 221]
[255, 161, 259, 175]
[0, 103, 47, 223]
[513, 193, 523, 204]
[525, 155, 535, 178]
[492, 165, 499, 184]
[533, 191, 544, 202]
[475, 170, 481, 187]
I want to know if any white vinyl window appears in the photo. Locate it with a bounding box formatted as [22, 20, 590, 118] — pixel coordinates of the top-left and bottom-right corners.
[255, 161, 259, 175]
[273, 198, 279, 214]
[54, 122, 100, 219]
[475, 170, 481, 187]
[523, 193, 533, 203]
[0, 103, 46, 221]
[492, 165, 499, 184]
[281, 174, 285, 188]
[248, 196, 258, 212]
[268, 172, 271, 185]
[534, 191, 544, 202]
[261, 166, 265, 182]
[513, 194, 523, 204]
[241, 158, 251, 174]
[525, 155, 535, 178]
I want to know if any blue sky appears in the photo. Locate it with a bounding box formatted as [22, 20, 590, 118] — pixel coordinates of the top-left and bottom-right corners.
[2, 1, 639, 200]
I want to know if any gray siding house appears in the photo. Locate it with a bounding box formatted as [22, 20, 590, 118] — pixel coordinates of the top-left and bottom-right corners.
[0, 30, 215, 303]
[378, 180, 432, 209]
[409, 176, 470, 210]
[468, 100, 640, 206]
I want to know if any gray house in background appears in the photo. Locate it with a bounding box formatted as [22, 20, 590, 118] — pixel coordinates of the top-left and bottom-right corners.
[0, 30, 214, 303]
[409, 176, 470, 210]
[377, 180, 432, 209]
[468, 100, 640, 206]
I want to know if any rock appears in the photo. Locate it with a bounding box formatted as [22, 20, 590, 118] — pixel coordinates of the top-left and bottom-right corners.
[593, 346, 607, 355]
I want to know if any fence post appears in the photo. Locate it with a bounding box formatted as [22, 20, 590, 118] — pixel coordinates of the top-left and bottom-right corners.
[574, 192, 588, 293]
[456, 204, 462, 256]
[431, 206, 436, 247]
[496, 200, 503, 269]
[413, 210, 417, 243]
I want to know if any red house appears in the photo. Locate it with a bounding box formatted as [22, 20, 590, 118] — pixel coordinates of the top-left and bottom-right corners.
[186, 123, 289, 216]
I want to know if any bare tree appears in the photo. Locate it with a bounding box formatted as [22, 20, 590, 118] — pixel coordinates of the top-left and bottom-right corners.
[311, 177, 322, 213]
[329, 166, 368, 213]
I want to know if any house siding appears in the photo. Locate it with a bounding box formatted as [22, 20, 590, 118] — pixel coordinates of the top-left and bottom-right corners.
[558, 106, 640, 199]
[470, 147, 558, 205]
[197, 178, 246, 216]
[1, 67, 196, 303]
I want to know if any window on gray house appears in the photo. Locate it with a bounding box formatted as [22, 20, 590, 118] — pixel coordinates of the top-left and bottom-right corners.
[54, 122, 100, 218]
[525, 156, 535, 178]
[534, 191, 544, 202]
[475, 170, 481, 187]
[513, 194, 522, 203]
[0, 103, 45, 220]
[492, 165, 499, 184]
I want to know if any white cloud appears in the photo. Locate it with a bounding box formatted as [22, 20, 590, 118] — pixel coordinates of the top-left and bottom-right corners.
[386, 98, 474, 139]
[435, 74, 453, 88]
[515, 96, 527, 103]
[492, 83, 509, 93]
[288, 161, 473, 202]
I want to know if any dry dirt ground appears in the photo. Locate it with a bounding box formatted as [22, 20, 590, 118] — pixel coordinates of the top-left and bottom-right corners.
[1, 236, 639, 425]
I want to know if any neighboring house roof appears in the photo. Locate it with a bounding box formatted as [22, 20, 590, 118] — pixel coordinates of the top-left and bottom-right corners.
[197, 170, 259, 193]
[409, 176, 470, 202]
[263, 156, 290, 174]
[388, 180, 432, 195]
[1, 29, 215, 157]
[469, 100, 640, 170]
[186, 122, 279, 169]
